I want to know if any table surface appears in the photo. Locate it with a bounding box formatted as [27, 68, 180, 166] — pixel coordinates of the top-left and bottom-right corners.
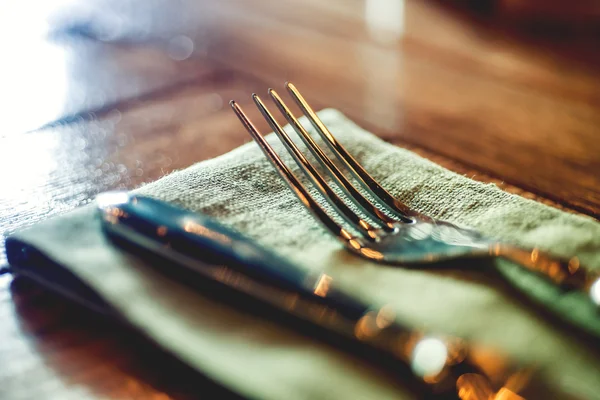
[1, 0, 599, 398]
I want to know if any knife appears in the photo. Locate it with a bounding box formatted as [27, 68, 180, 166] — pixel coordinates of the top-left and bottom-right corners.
[96, 191, 538, 399]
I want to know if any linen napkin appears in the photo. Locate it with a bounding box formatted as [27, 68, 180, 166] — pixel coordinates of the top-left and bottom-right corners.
[6, 109, 600, 399]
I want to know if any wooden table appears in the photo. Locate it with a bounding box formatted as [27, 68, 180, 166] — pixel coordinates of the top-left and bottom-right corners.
[1, 0, 599, 398]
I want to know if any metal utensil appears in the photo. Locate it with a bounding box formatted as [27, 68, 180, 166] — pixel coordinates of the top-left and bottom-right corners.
[230, 82, 600, 308]
[96, 192, 535, 399]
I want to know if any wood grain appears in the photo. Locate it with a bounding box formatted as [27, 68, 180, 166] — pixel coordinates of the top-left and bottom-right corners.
[1, 0, 599, 399]
[194, 0, 600, 216]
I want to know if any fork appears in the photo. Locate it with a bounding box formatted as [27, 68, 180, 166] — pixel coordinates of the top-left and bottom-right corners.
[230, 82, 600, 308]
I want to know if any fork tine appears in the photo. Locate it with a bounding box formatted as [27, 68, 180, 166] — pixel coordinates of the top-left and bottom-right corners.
[269, 88, 405, 229]
[229, 100, 359, 246]
[252, 94, 379, 240]
[286, 82, 413, 221]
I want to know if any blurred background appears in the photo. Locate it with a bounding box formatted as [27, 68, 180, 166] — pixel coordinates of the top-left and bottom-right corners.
[1, 0, 599, 132]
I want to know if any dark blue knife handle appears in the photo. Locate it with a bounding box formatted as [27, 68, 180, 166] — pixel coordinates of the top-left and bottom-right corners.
[96, 192, 369, 319]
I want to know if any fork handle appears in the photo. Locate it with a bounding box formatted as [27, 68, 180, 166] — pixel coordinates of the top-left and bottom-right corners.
[496, 244, 600, 304]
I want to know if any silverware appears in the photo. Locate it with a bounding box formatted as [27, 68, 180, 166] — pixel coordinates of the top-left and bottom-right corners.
[96, 192, 537, 399]
[230, 82, 600, 308]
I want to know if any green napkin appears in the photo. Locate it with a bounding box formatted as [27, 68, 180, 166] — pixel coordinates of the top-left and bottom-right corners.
[6, 109, 600, 399]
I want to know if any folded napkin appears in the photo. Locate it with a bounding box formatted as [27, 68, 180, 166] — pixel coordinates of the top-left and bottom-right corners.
[6, 109, 600, 399]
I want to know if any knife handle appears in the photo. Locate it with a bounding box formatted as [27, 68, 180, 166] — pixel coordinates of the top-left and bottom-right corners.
[97, 192, 309, 283]
[96, 192, 369, 318]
